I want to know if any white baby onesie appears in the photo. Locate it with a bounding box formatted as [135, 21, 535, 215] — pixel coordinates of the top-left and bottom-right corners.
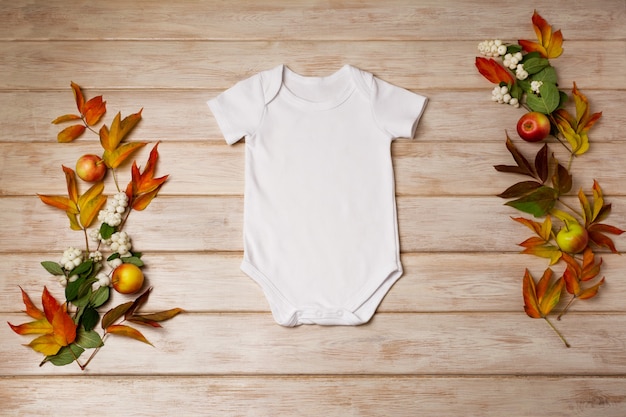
[208, 64, 427, 326]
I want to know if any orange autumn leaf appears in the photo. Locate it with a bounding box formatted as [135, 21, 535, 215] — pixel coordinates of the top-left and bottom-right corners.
[561, 249, 604, 297]
[51, 114, 82, 124]
[522, 268, 564, 319]
[103, 141, 148, 169]
[82, 95, 107, 126]
[57, 124, 86, 143]
[553, 84, 602, 156]
[106, 324, 153, 346]
[8, 287, 77, 357]
[577, 180, 625, 253]
[39, 166, 107, 230]
[37, 194, 78, 214]
[518, 10, 563, 59]
[71, 81, 85, 113]
[126, 143, 169, 211]
[513, 216, 562, 265]
[475, 57, 515, 85]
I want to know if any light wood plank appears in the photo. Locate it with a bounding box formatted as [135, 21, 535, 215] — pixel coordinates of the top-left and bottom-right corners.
[1, 40, 623, 90]
[2, 375, 626, 417]
[2, 252, 623, 314]
[2, 312, 625, 376]
[1, 90, 622, 144]
[2, 140, 625, 197]
[6, 195, 625, 252]
[1, 0, 624, 41]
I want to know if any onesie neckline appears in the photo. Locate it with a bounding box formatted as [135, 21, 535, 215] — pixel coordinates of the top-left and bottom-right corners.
[280, 64, 356, 111]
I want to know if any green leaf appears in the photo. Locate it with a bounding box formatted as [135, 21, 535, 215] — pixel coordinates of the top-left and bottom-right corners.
[72, 288, 93, 307]
[532, 66, 557, 84]
[81, 306, 100, 332]
[91, 285, 110, 308]
[100, 222, 116, 240]
[42, 344, 85, 367]
[122, 256, 144, 267]
[523, 56, 550, 75]
[71, 259, 94, 277]
[41, 261, 65, 276]
[102, 301, 134, 329]
[65, 275, 87, 302]
[526, 82, 560, 114]
[507, 44, 522, 54]
[505, 186, 558, 217]
[75, 328, 104, 349]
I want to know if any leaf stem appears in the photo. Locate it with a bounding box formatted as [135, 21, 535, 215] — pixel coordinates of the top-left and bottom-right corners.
[544, 316, 571, 348]
[557, 199, 584, 220]
[80, 332, 109, 370]
[557, 295, 577, 321]
[112, 168, 121, 193]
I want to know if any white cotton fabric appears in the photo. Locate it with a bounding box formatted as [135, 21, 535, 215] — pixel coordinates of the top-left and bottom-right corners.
[208, 65, 427, 326]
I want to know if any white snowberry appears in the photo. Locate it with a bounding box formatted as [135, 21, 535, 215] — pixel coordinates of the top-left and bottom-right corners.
[531, 80, 543, 93]
[108, 258, 123, 269]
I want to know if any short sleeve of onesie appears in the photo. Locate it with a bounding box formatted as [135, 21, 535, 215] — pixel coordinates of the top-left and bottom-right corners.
[208, 65, 427, 327]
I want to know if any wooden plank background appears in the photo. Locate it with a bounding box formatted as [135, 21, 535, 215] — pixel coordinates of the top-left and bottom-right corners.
[1, 1, 625, 415]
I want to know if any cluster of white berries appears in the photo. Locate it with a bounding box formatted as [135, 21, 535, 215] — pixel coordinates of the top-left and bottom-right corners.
[110, 231, 132, 256]
[491, 85, 520, 108]
[531, 80, 543, 94]
[502, 52, 523, 70]
[93, 272, 112, 291]
[60, 247, 83, 271]
[515, 64, 529, 80]
[97, 192, 129, 228]
[478, 39, 507, 57]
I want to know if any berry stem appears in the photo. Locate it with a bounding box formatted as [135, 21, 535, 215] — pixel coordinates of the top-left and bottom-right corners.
[82, 228, 90, 254]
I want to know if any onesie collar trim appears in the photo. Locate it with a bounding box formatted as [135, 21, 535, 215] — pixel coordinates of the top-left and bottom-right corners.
[279, 64, 356, 111]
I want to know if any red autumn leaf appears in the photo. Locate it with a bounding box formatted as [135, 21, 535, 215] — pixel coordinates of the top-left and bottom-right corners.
[19, 286, 45, 320]
[8, 287, 77, 357]
[518, 10, 563, 59]
[475, 57, 515, 85]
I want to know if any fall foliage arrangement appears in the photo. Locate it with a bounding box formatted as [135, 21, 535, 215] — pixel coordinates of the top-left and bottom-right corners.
[8, 83, 182, 369]
[476, 11, 623, 347]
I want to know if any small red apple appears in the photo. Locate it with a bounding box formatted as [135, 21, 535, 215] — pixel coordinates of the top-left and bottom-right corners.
[76, 154, 107, 182]
[556, 220, 589, 254]
[516, 111, 551, 142]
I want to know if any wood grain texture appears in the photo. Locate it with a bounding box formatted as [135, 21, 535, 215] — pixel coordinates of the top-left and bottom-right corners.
[2, 376, 626, 417]
[1, 0, 625, 415]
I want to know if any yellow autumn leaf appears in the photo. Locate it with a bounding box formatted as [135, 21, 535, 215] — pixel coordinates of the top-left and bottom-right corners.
[101, 110, 143, 152]
[103, 141, 148, 169]
[78, 183, 107, 229]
